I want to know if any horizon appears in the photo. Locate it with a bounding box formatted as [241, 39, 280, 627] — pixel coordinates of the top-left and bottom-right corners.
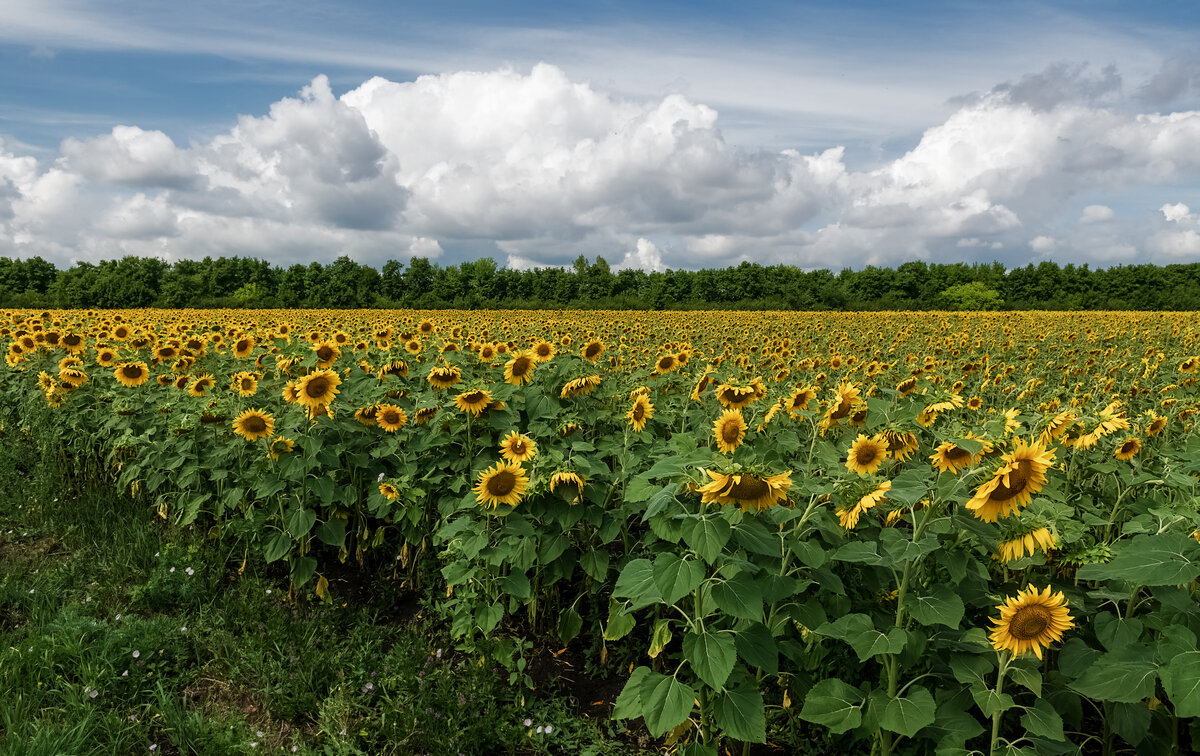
[1, 1, 1198, 272]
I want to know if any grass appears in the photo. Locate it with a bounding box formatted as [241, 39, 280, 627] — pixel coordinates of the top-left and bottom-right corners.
[0, 427, 635, 755]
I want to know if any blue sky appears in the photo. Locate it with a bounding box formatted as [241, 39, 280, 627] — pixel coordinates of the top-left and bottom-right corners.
[1, 0, 1198, 270]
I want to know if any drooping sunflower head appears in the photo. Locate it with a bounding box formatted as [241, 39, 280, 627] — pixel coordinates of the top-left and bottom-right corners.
[114, 361, 150, 388]
[581, 339, 605, 362]
[549, 471, 586, 503]
[786, 386, 817, 415]
[988, 585, 1074, 659]
[376, 403, 408, 432]
[413, 406, 439, 425]
[474, 461, 529, 509]
[929, 440, 977, 474]
[233, 408, 275, 442]
[379, 482, 400, 501]
[836, 481, 891, 530]
[712, 409, 747, 454]
[845, 434, 888, 475]
[627, 395, 655, 432]
[1114, 437, 1141, 460]
[499, 431, 538, 463]
[427, 364, 462, 390]
[1145, 412, 1167, 437]
[454, 389, 493, 417]
[996, 527, 1056, 563]
[312, 341, 341, 368]
[715, 383, 759, 410]
[188, 373, 215, 397]
[696, 468, 792, 512]
[297, 369, 342, 407]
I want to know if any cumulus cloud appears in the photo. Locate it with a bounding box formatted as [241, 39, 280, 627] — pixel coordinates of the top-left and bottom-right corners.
[2, 62, 1200, 269]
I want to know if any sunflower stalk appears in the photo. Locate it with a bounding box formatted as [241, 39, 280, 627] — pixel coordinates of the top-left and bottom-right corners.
[988, 651, 1012, 756]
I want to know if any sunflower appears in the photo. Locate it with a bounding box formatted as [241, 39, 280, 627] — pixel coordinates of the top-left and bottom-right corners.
[1145, 412, 1167, 437]
[997, 528, 1056, 563]
[188, 374, 215, 396]
[714, 383, 759, 410]
[560, 374, 602, 399]
[653, 354, 678, 374]
[785, 386, 817, 416]
[267, 436, 294, 461]
[454, 389, 493, 417]
[712, 409, 747, 454]
[296, 369, 342, 408]
[531, 340, 556, 362]
[499, 431, 537, 463]
[37, 370, 56, 392]
[232, 372, 258, 397]
[413, 406, 439, 425]
[967, 396, 983, 410]
[96, 347, 118, 366]
[836, 481, 891, 530]
[696, 469, 792, 512]
[627, 395, 654, 432]
[819, 382, 861, 432]
[405, 339, 422, 355]
[427, 364, 462, 390]
[581, 339, 605, 362]
[550, 471, 586, 503]
[233, 336, 255, 358]
[988, 585, 1074, 659]
[1114, 437, 1141, 460]
[114, 361, 150, 388]
[379, 482, 399, 501]
[474, 462, 529, 509]
[924, 394, 964, 414]
[929, 441, 977, 474]
[965, 439, 1056, 522]
[503, 350, 537, 386]
[376, 403, 408, 431]
[418, 319, 435, 335]
[845, 434, 888, 475]
[312, 341, 341, 368]
[233, 408, 275, 442]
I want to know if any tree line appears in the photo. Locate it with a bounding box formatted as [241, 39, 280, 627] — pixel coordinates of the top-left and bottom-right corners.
[1, 254, 1199, 311]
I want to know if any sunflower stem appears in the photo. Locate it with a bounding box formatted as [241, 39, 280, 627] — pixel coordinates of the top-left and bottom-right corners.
[988, 651, 1011, 756]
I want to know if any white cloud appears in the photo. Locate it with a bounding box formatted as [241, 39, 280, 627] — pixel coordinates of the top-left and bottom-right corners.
[3, 62, 1200, 270]
[613, 238, 666, 272]
[1080, 204, 1114, 223]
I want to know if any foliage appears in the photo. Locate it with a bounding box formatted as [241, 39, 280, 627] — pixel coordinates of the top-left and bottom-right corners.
[940, 281, 1004, 310]
[3, 307, 1200, 754]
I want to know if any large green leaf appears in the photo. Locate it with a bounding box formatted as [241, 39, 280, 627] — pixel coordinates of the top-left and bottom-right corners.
[907, 585, 965, 629]
[1020, 698, 1064, 741]
[734, 622, 779, 675]
[711, 572, 764, 622]
[604, 599, 636, 641]
[799, 678, 864, 734]
[818, 613, 906, 661]
[642, 675, 695, 737]
[713, 685, 766, 743]
[580, 549, 609, 581]
[613, 558, 663, 609]
[263, 531, 292, 563]
[683, 516, 732, 564]
[879, 685, 936, 738]
[1161, 651, 1200, 717]
[1074, 534, 1200, 586]
[653, 553, 704, 605]
[1070, 650, 1158, 703]
[682, 629, 736, 691]
[613, 666, 653, 719]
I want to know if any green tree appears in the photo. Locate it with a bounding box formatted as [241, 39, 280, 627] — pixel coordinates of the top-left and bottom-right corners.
[939, 281, 1003, 310]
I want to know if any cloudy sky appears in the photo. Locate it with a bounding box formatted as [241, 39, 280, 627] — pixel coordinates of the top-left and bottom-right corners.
[1, 0, 1198, 272]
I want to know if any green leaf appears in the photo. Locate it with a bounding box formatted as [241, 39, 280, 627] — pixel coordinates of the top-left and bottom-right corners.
[1109, 701, 1150, 745]
[1074, 533, 1200, 586]
[310, 476, 336, 506]
[285, 507, 316, 538]
[832, 541, 886, 565]
[613, 558, 664, 610]
[1021, 698, 1064, 741]
[713, 685, 766, 743]
[263, 532, 292, 563]
[818, 614, 906, 662]
[475, 602, 503, 634]
[653, 553, 705, 605]
[1007, 664, 1042, 697]
[642, 676, 695, 737]
[613, 666, 653, 719]
[500, 571, 531, 600]
[790, 539, 826, 568]
[1161, 651, 1200, 717]
[734, 623, 779, 675]
[1095, 613, 1143, 651]
[604, 599, 636, 641]
[683, 516, 732, 564]
[314, 518, 347, 548]
[682, 629, 736, 691]
[625, 475, 658, 504]
[971, 688, 1016, 718]
[580, 549, 610, 581]
[1070, 652, 1159, 703]
[289, 556, 316, 587]
[887, 467, 931, 507]
[557, 608, 583, 644]
[711, 572, 764, 622]
[907, 585, 965, 629]
[949, 655, 993, 688]
[799, 678, 864, 734]
[879, 685, 936, 738]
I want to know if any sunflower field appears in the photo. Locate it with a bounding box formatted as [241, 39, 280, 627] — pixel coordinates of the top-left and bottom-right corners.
[4, 308, 1200, 755]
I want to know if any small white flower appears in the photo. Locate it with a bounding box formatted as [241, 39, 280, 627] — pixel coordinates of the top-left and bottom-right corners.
[180, 626, 187, 633]
[122, 670, 129, 677]
[377, 472, 385, 482]
[132, 650, 140, 658]
[169, 567, 175, 573]
[185, 567, 194, 576]
[149, 745, 157, 751]
[523, 718, 532, 727]
[544, 725, 553, 734]
[115, 614, 122, 621]
[266, 589, 272, 595]
[536, 726, 543, 734]
[89, 689, 98, 699]
[154, 552, 160, 557]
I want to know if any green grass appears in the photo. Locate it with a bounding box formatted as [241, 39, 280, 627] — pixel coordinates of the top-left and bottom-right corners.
[0, 429, 634, 755]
